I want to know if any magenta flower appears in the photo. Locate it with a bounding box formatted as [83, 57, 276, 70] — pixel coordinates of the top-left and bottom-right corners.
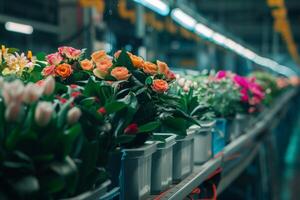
[240, 88, 249, 102]
[216, 70, 227, 79]
[233, 75, 249, 89]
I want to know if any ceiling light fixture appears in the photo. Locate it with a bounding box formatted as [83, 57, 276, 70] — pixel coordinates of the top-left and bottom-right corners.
[134, 0, 170, 16]
[5, 21, 33, 35]
[195, 23, 214, 38]
[171, 8, 197, 30]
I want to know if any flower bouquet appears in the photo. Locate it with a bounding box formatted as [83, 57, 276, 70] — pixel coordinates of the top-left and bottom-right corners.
[0, 77, 83, 199]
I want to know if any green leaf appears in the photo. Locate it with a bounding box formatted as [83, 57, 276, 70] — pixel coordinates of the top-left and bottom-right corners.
[7, 48, 19, 54]
[105, 101, 127, 114]
[28, 65, 43, 82]
[36, 52, 46, 61]
[80, 97, 96, 107]
[60, 123, 81, 157]
[138, 121, 160, 133]
[57, 99, 74, 128]
[13, 176, 39, 195]
[145, 76, 153, 85]
[115, 50, 134, 71]
[115, 135, 135, 144]
[162, 117, 187, 136]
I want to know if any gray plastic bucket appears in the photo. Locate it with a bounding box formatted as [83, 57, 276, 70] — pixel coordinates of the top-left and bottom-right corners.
[189, 124, 213, 165]
[150, 133, 176, 194]
[230, 114, 248, 140]
[172, 133, 194, 182]
[120, 142, 157, 200]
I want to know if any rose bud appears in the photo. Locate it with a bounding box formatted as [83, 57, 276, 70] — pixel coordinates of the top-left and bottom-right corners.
[67, 107, 81, 125]
[23, 83, 43, 104]
[35, 102, 53, 127]
[2, 80, 24, 105]
[97, 107, 106, 115]
[124, 123, 139, 134]
[5, 102, 22, 122]
[43, 76, 55, 96]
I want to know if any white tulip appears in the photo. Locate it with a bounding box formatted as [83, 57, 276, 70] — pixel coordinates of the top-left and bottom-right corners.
[5, 102, 22, 122]
[23, 83, 43, 104]
[67, 107, 82, 125]
[43, 76, 55, 96]
[178, 78, 186, 87]
[2, 79, 24, 105]
[35, 102, 53, 127]
[185, 80, 192, 87]
[183, 85, 190, 92]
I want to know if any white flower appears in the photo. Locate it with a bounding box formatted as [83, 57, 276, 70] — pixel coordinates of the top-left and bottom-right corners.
[5, 102, 22, 122]
[35, 102, 53, 127]
[43, 76, 55, 96]
[178, 78, 186, 87]
[23, 83, 43, 104]
[2, 80, 24, 105]
[67, 107, 81, 125]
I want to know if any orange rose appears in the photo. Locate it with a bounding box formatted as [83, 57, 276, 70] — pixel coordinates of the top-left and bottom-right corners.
[143, 61, 158, 75]
[93, 58, 113, 79]
[80, 59, 94, 70]
[289, 76, 300, 86]
[91, 50, 107, 63]
[151, 79, 169, 93]
[130, 55, 144, 69]
[111, 66, 131, 80]
[157, 60, 169, 76]
[55, 63, 73, 78]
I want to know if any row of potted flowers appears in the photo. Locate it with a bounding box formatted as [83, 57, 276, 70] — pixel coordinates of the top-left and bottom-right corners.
[0, 45, 298, 199]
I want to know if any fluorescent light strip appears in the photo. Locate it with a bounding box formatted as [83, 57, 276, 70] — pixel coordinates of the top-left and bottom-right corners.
[195, 23, 214, 38]
[212, 33, 227, 45]
[5, 21, 33, 35]
[171, 8, 197, 30]
[134, 0, 170, 16]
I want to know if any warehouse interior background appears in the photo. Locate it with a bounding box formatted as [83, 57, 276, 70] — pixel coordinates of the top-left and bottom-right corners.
[1, 0, 300, 199]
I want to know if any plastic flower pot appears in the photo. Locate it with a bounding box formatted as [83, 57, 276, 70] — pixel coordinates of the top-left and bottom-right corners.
[189, 121, 215, 165]
[120, 142, 157, 200]
[150, 133, 176, 194]
[172, 133, 194, 182]
[212, 118, 228, 155]
[230, 114, 248, 140]
[107, 150, 122, 190]
[63, 180, 111, 200]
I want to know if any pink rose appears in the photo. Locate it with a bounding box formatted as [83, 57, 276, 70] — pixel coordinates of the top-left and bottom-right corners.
[216, 70, 227, 79]
[46, 52, 63, 65]
[233, 75, 249, 89]
[42, 65, 56, 77]
[58, 46, 81, 59]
